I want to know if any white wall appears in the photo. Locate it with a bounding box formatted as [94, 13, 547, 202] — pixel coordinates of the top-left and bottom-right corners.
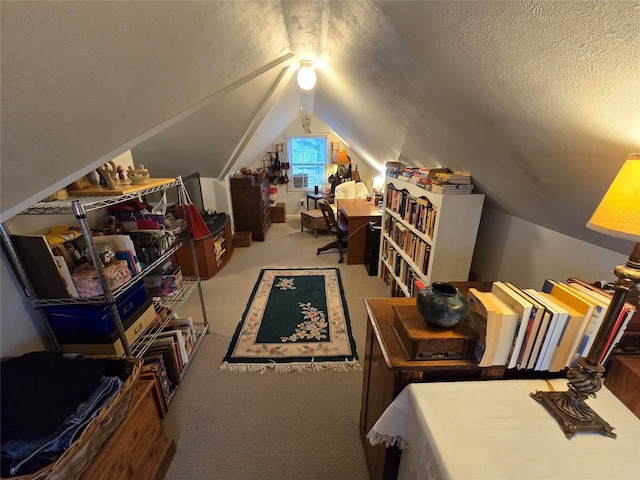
[240, 113, 375, 219]
[473, 207, 629, 289]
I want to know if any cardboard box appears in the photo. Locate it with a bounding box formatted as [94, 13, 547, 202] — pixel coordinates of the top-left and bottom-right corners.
[233, 231, 252, 247]
[60, 299, 158, 356]
[71, 259, 132, 297]
[270, 202, 286, 223]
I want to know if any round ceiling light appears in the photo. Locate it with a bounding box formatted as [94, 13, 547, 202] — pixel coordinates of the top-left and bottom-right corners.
[297, 62, 317, 90]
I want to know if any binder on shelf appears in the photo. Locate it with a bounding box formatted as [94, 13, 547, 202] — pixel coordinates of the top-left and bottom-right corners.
[10, 234, 72, 299]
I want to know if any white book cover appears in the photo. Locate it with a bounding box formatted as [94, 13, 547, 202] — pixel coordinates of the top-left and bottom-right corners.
[523, 289, 567, 371]
[53, 256, 79, 297]
[491, 282, 533, 369]
[485, 292, 518, 366]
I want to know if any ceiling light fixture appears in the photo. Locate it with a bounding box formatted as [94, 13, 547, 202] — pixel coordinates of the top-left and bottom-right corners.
[297, 61, 317, 91]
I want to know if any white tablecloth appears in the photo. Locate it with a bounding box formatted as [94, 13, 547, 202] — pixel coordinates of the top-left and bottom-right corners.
[368, 379, 640, 480]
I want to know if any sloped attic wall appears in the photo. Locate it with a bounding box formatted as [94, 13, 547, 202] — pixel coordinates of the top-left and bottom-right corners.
[2, 1, 639, 257]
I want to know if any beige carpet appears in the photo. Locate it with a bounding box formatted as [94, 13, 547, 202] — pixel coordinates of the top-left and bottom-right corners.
[162, 219, 390, 480]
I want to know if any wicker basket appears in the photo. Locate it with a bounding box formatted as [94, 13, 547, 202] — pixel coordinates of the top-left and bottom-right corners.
[3, 355, 142, 480]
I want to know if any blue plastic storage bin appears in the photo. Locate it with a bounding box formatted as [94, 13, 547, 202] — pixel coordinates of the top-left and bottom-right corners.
[43, 279, 147, 338]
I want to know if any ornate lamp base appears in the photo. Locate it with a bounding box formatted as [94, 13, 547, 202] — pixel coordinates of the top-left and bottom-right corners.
[530, 357, 616, 439]
[530, 390, 616, 438]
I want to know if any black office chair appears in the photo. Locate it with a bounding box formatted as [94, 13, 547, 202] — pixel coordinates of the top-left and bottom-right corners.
[316, 199, 348, 263]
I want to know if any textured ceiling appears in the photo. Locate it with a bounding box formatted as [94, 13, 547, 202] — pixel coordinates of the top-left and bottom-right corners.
[1, 1, 639, 254]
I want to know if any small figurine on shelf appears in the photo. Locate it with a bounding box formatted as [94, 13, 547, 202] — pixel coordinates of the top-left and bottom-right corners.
[127, 164, 150, 185]
[116, 165, 129, 184]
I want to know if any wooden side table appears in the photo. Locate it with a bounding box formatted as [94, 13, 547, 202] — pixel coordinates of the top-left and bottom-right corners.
[361, 283, 497, 480]
[306, 192, 334, 210]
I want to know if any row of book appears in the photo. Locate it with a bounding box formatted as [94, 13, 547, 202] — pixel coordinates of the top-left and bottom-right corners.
[385, 163, 475, 195]
[384, 220, 432, 274]
[385, 184, 438, 238]
[465, 279, 636, 371]
[214, 235, 226, 267]
[380, 267, 409, 298]
[381, 239, 427, 294]
[140, 314, 198, 415]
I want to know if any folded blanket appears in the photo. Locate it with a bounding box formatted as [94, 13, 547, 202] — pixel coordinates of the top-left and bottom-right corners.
[1, 351, 109, 441]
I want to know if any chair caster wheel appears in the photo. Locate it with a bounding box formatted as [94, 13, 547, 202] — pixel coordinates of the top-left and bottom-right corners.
[316, 250, 320, 255]
[339, 259, 343, 263]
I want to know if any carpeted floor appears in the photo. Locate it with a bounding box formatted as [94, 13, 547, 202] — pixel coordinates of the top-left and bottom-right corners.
[162, 219, 390, 480]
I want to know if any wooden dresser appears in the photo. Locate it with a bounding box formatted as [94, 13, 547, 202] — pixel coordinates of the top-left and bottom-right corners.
[230, 174, 271, 241]
[79, 380, 176, 480]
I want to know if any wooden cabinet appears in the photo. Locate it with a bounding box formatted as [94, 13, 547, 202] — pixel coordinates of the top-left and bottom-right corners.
[229, 174, 271, 241]
[380, 176, 485, 297]
[360, 283, 497, 480]
[79, 380, 176, 480]
[360, 284, 569, 480]
[173, 215, 233, 279]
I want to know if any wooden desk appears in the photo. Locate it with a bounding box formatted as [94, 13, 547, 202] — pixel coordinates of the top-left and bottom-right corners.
[336, 199, 382, 265]
[369, 380, 640, 480]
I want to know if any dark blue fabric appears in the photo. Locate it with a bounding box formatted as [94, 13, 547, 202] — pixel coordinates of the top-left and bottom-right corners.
[1, 375, 122, 476]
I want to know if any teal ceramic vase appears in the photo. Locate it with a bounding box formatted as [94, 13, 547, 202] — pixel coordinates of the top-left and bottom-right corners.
[416, 282, 468, 328]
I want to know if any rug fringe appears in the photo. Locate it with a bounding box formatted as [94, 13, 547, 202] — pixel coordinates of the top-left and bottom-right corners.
[219, 359, 362, 374]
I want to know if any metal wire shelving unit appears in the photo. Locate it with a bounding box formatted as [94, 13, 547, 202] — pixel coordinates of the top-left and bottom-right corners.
[0, 177, 209, 373]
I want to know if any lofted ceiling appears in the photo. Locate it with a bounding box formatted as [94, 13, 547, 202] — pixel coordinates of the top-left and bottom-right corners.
[1, 1, 639, 255]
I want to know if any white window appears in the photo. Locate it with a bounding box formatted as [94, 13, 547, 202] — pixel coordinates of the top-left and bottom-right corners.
[286, 135, 328, 192]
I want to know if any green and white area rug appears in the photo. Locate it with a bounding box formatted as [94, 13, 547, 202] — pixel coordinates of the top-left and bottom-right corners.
[219, 267, 360, 373]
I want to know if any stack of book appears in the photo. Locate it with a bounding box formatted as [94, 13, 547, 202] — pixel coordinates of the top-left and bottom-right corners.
[385, 162, 476, 195]
[140, 314, 198, 410]
[431, 170, 474, 195]
[465, 279, 636, 371]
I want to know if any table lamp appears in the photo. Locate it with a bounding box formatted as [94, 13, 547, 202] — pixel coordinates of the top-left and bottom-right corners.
[531, 153, 640, 438]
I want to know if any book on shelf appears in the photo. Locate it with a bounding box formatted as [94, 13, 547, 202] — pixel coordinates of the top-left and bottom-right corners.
[484, 292, 519, 366]
[430, 182, 475, 195]
[433, 170, 472, 183]
[53, 256, 80, 297]
[141, 353, 173, 411]
[503, 282, 545, 370]
[542, 279, 597, 366]
[523, 289, 569, 371]
[145, 337, 182, 385]
[538, 291, 587, 372]
[565, 277, 637, 363]
[465, 288, 502, 367]
[561, 281, 608, 359]
[167, 316, 197, 345]
[491, 282, 533, 369]
[10, 234, 73, 299]
[155, 329, 189, 366]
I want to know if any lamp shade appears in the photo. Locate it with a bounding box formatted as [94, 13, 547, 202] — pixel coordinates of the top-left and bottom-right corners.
[587, 154, 640, 242]
[332, 149, 350, 165]
[297, 63, 316, 90]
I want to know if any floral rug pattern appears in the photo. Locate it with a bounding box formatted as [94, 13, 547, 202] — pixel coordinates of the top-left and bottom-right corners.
[220, 268, 359, 373]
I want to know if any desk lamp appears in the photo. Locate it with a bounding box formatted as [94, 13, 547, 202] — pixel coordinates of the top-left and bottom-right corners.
[531, 153, 640, 438]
